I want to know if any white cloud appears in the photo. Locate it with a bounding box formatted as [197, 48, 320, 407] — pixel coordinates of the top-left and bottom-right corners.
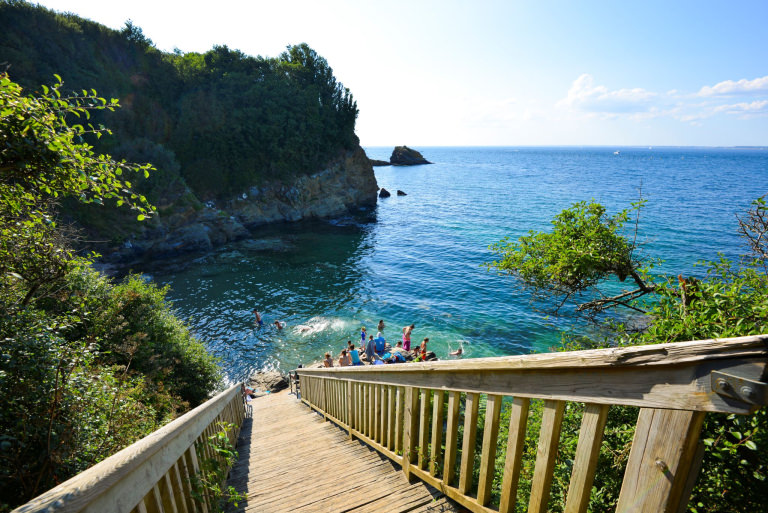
[713, 100, 768, 117]
[698, 76, 768, 97]
[558, 74, 657, 114]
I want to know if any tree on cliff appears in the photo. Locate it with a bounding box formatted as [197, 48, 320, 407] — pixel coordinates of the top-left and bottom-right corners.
[486, 198, 768, 511]
[0, 73, 220, 508]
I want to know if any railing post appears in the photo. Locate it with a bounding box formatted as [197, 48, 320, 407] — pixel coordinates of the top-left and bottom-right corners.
[617, 408, 706, 513]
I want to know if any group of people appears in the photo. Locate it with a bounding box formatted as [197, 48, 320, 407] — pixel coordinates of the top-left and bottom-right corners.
[253, 308, 285, 330]
[323, 320, 439, 368]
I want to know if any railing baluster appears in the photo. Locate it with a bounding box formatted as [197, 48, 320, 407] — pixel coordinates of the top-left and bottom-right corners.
[459, 392, 480, 494]
[170, 462, 189, 513]
[388, 385, 396, 450]
[160, 471, 179, 513]
[564, 403, 610, 513]
[403, 387, 419, 480]
[395, 386, 404, 454]
[418, 388, 431, 470]
[380, 384, 389, 446]
[499, 396, 531, 513]
[443, 391, 461, 487]
[430, 389, 445, 477]
[374, 384, 381, 442]
[477, 393, 503, 506]
[528, 399, 567, 513]
[150, 483, 165, 513]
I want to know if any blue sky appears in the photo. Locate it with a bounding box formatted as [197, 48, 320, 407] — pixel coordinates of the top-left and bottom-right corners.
[33, 0, 768, 146]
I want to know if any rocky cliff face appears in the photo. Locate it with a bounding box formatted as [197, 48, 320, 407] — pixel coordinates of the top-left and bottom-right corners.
[104, 146, 378, 264]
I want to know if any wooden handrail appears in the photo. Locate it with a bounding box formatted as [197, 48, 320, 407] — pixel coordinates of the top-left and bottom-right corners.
[298, 335, 768, 413]
[14, 384, 245, 513]
[295, 335, 768, 513]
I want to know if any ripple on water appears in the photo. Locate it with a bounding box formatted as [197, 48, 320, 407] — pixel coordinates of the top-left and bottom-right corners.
[154, 147, 768, 380]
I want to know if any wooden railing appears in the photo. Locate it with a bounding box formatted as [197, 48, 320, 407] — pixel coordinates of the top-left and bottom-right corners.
[296, 335, 768, 513]
[14, 384, 245, 513]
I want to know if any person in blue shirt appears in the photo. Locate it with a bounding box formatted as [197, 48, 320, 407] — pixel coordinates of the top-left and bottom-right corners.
[349, 344, 363, 366]
[374, 332, 386, 354]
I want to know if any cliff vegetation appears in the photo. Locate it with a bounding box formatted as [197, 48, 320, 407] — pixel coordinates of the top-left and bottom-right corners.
[0, 0, 365, 248]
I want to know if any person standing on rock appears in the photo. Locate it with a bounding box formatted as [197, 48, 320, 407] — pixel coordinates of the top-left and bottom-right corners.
[402, 324, 414, 352]
[253, 309, 263, 327]
[360, 326, 367, 344]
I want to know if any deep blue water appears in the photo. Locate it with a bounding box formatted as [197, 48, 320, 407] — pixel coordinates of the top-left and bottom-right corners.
[155, 146, 768, 382]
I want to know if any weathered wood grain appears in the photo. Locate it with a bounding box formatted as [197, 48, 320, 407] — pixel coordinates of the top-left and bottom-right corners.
[564, 403, 610, 513]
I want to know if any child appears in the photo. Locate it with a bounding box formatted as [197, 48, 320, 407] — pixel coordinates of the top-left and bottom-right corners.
[323, 352, 334, 367]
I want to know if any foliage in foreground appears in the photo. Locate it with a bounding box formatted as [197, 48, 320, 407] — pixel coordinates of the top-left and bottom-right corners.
[0, 73, 221, 510]
[487, 196, 768, 511]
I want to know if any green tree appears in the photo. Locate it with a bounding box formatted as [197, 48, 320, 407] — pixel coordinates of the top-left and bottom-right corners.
[0, 74, 220, 510]
[486, 197, 768, 512]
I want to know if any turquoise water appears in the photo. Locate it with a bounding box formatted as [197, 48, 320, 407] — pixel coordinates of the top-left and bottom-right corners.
[155, 146, 768, 381]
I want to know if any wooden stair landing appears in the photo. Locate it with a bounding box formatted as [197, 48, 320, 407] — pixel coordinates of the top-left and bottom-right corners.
[226, 390, 462, 513]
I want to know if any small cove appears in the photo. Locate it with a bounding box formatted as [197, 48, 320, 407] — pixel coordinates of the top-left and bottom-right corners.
[154, 146, 768, 382]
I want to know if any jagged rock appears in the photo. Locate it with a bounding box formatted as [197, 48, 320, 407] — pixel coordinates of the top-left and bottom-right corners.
[379, 188, 391, 198]
[248, 370, 288, 393]
[97, 146, 379, 265]
[389, 146, 432, 166]
[397, 190, 407, 196]
[369, 159, 391, 167]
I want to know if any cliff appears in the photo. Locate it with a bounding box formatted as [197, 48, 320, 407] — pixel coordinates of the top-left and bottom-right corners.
[102, 146, 378, 263]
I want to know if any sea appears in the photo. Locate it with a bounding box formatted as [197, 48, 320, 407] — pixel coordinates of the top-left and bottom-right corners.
[153, 146, 768, 383]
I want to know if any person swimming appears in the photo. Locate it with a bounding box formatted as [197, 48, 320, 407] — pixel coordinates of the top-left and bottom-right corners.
[253, 309, 263, 326]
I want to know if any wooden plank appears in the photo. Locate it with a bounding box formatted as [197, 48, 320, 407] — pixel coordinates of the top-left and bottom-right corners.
[173, 459, 192, 513]
[403, 387, 420, 480]
[564, 403, 610, 513]
[375, 384, 382, 443]
[459, 392, 480, 494]
[370, 382, 376, 438]
[528, 400, 566, 513]
[616, 408, 706, 513]
[443, 391, 461, 487]
[381, 384, 389, 447]
[388, 385, 396, 450]
[159, 472, 179, 513]
[169, 463, 189, 513]
[395, 387, 405, 454]
[430, 389, 446, 477]
[477, 394, 502, 506]
[409, 466, 499, 513]
[499, 397, 531, 513]
[347, 380, 354, 439]
[418, 388, 431, 470]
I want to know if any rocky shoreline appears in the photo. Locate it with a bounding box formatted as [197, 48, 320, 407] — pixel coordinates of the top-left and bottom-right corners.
[95, 146, 378, 268]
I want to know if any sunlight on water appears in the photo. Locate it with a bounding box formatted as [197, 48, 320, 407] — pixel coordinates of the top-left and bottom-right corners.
[154, 146, 768, 381]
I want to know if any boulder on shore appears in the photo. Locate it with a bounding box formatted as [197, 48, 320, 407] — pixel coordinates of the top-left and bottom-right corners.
[379, 188, 392, 198]
[247, 371, 288, 393]
[390, 146, 432, 166]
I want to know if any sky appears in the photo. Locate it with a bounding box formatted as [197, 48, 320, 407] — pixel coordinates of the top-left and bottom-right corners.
[31, 0, 768, 147]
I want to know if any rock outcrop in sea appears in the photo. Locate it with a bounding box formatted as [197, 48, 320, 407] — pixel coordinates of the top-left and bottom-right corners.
[379, 188, 391, 198]
[103, 146, 378, 264]
[390, 146, 432, 166]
